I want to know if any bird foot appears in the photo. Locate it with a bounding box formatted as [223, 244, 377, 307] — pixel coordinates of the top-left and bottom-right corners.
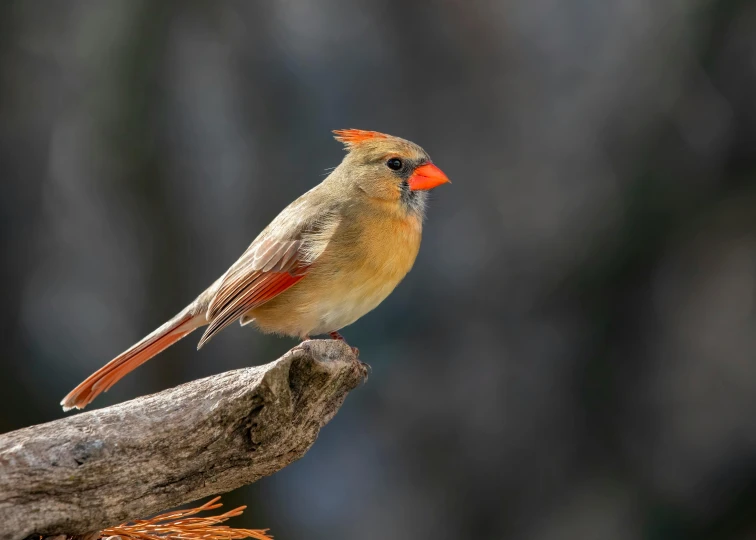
[329, 331, 359, 357]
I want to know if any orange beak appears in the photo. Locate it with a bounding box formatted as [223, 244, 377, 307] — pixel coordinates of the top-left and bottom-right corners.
[408, 163, 451, 191]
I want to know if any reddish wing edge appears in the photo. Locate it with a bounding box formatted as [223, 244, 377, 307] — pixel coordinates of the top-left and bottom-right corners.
[198, 235, 312, 349]
[197, 269, 307, 348]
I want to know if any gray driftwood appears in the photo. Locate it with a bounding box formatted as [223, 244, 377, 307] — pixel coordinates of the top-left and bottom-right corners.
[0, 340, 366, 540]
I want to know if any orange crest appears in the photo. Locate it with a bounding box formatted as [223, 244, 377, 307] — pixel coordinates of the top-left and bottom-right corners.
[333, 129, 389, 148]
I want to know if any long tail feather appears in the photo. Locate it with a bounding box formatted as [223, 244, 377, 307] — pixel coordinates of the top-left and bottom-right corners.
[60, 306, 205, 411]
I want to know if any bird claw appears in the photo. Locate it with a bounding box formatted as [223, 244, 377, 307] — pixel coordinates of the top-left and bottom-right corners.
[359, 360, 371, 380]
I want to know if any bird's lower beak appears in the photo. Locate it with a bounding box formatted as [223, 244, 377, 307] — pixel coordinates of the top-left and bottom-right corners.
[408, 163, 451, 191]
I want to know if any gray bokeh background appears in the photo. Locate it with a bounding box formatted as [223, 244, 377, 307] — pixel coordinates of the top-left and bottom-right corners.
[3, 1, 756, 538]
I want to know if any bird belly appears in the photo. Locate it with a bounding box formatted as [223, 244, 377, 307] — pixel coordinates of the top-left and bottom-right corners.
[307, 270, 403, 335]
[248, 212, 422, 338]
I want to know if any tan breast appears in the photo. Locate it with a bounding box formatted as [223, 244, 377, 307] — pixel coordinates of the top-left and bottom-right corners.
[249, 209, 423, 338]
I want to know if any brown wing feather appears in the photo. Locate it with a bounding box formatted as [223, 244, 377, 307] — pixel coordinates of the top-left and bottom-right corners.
[198, 193, 340, 348]
[198, 237, 310, 349]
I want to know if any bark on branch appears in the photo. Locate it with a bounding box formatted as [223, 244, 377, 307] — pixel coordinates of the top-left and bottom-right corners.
[0, 340, 366, 540]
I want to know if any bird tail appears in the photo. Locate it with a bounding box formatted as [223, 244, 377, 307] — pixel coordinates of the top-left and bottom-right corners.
[60, 305, 206, 411]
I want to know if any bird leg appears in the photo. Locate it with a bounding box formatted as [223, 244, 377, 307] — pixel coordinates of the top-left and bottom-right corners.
[329, 331, 359, 357]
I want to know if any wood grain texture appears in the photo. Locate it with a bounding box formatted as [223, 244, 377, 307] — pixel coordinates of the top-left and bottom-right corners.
[0, 340, 366, 540]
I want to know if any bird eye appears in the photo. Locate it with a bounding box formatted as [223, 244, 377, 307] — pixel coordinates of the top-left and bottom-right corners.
[386, 158, 403, 171]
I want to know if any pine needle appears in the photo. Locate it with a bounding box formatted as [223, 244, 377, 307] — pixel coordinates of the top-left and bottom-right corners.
[99, 497, 272, 540]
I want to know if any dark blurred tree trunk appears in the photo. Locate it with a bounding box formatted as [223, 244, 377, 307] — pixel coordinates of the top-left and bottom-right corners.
[0, 2, 55, 432]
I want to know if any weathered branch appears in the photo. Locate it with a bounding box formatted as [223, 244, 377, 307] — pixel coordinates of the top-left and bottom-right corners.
[0, 340, 365, 540]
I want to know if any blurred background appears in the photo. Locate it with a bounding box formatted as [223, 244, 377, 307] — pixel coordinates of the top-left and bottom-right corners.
[2, 0, 756, 538]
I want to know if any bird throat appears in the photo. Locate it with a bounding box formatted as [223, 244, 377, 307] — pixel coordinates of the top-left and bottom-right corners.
[400, 188, 428, 218]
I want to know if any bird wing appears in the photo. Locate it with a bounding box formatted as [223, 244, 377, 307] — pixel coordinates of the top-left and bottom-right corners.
[198, 193, 340, 348]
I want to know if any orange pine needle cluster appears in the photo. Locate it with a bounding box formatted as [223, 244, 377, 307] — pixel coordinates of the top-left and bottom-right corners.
[100, 497, 272, 540]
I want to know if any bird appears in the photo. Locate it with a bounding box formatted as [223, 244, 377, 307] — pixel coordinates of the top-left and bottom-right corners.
[61, 129, 450, 411]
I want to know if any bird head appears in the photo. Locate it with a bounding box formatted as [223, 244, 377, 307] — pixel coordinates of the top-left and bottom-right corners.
[332, 129, 450, 217]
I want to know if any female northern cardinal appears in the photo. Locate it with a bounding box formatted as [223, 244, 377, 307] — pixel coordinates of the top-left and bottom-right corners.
[61, 129, 450, 411]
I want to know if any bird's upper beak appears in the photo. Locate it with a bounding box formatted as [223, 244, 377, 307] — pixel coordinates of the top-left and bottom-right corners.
[408, 163, 451, 191]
